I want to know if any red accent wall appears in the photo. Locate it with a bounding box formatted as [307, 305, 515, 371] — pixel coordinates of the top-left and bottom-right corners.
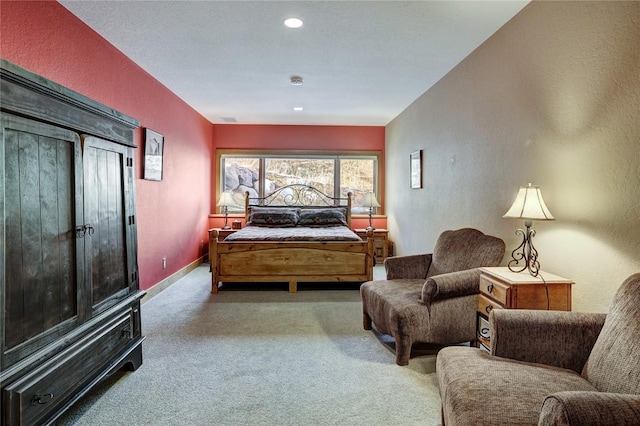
[211, 124, 386, 209]
[1, 0, 213, 290]
[212, 124, 385, 151]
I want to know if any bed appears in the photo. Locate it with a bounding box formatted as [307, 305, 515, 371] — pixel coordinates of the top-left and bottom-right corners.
[209, 184, 374, 293]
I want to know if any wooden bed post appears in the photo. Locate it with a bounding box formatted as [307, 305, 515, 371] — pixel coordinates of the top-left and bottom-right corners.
[209, 228, 220, 293]
[366, 229, 375, 280]
[244, 190, 250, 222]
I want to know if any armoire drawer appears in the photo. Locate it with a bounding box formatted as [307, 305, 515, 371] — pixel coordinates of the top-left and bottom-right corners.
[3, 313, 133, 426]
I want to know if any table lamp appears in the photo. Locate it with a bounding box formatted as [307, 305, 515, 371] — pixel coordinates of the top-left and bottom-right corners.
[363, 192, 381, 231]
[503, 183, 554, 277]
[217, 192, 235, 229]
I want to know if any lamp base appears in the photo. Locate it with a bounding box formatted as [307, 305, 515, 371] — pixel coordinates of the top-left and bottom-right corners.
[367, 208, 376, 232]
[507, 222, 540, 277]
[221, 225, 231, 230]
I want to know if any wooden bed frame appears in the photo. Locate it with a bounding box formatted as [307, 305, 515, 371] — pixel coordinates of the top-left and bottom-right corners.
[209, 184, 374, 293]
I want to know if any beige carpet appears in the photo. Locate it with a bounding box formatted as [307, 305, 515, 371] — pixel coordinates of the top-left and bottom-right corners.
[56, 265, 443, 425]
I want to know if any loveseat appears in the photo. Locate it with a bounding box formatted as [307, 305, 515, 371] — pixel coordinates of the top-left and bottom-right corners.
[436, 273, 640, 425]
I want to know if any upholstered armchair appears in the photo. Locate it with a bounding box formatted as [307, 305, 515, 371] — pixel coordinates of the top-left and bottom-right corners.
[436, 273, 640, 425]
[360, 228, 506, 366]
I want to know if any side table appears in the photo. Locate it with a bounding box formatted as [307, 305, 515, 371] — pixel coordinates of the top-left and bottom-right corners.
[354, 228, 389, 263]
[477, 267, 574, 351]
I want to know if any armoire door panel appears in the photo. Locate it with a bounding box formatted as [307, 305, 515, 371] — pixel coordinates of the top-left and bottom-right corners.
[83, 136, 131, 310]
[1, 113, 83, 360]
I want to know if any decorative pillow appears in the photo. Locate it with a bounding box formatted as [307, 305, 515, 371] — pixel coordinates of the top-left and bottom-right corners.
[247, 207, 299, 227]
[298, 208, 348, 227]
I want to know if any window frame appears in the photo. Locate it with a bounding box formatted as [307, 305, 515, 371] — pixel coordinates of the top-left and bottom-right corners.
[216, 149, 382, 214]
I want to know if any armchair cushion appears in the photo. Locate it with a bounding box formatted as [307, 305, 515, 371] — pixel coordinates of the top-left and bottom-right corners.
[490, 310, 606, 373]
[437, 348, 597, 426]
[360, 278, 425, 335]
[539, 391, 640, 426]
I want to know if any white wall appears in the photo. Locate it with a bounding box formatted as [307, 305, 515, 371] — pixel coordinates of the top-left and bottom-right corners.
[385, 1, 639, 313]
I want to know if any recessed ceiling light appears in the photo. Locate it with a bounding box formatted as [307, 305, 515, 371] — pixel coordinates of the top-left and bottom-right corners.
[284, 17, 303, 29]
[293, 106, 304, 111]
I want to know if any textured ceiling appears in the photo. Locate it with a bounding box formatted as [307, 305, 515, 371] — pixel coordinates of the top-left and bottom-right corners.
[59, 1, 529, 126]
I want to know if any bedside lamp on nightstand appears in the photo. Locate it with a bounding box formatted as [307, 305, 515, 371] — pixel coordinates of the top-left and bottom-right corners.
[362, 192, 381, 231]
[503, 183, 555, 277]
[216, 191, 235, 230]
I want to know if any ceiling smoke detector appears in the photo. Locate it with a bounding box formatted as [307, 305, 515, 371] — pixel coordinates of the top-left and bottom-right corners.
[290, 76, 303, 86]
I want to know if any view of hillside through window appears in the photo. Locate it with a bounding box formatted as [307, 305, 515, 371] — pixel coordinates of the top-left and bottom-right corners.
[220, 153, 379, 212]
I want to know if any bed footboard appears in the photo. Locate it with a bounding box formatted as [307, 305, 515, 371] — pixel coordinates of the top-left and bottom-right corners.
[209, 229, 374, 293]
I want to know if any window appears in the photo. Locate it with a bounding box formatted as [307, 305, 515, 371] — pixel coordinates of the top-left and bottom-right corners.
[219, 150, 380, 213]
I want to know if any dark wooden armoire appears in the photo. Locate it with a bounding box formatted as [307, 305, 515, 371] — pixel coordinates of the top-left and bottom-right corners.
[0, 59, 145, 425]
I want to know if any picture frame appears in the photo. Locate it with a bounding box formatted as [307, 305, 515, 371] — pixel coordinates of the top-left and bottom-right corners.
[410, 150, 422, 189]
[144, 128, 164, 181]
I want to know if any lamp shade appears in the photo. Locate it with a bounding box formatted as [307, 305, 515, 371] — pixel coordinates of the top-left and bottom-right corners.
[362, 192, 381, 208]
[216, 192, 235, 207]
[503, 183, 554, 220]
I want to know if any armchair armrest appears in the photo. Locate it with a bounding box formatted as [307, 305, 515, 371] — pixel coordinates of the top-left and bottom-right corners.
[421, 268, 481, 305]
[539, 391, 640, 425]
[384, 253, 432, 280]
[490, 310, 606, 373]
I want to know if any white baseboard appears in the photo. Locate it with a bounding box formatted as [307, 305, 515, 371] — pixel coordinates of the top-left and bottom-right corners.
[141, 256, 205, 304]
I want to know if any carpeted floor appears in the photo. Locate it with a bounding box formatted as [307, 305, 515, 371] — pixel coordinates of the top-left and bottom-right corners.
[56, 265, 443, 425]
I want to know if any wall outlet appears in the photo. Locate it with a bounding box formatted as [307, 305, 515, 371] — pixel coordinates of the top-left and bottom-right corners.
[162, 257, 167, 269]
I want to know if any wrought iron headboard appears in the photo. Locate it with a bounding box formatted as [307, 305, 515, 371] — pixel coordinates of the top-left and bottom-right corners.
[244, 184, 352, 225]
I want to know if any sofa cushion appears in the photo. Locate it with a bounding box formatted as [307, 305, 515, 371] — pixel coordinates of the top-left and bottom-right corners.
[437, 347, 597, 425]
[582, 273, 640, 394]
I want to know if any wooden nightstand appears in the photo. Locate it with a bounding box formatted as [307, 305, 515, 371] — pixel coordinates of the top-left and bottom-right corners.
[210, 228, 237, 240]
[354, 228, 389, 263]
[477, 267, 574, 351]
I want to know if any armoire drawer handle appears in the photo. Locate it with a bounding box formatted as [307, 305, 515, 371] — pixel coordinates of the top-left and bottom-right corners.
[487, 284, 494, 294]
[485, 305, 493, 314]
[122, 326, 133, 338]
[32, 393, 54, 405]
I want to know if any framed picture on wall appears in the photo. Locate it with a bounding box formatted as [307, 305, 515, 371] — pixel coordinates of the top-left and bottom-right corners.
[410, 150, 422, 189]
[144, 128, 164, 181]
